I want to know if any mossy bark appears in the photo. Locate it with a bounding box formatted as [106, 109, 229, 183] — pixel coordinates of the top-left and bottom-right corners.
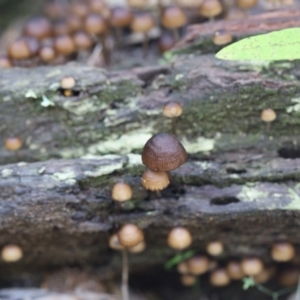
[1, 9, 300, 297]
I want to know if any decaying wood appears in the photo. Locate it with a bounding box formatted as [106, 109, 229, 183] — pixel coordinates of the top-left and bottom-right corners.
[175, 7, 300, 53]
[1, 8, 300, 292]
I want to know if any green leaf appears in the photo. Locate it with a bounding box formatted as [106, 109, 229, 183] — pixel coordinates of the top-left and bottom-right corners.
[164, 250, 195, 270]
[216, 28, 300, 61]
[242, 277, 256, 290]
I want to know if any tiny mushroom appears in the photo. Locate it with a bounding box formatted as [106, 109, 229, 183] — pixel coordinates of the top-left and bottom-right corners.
[241, 257, 264, 276]
[226, 261, 244, 280]
[206, 241, 224, 256]
[109, 233, 125, 251]
[187, 255, 210, 275]
[4, 137, 23, 151]
[200, 0, 223, 21]
[118, 223, 144, 248]
[167, 227, 193, 250]
[142, 133, 187, 172]
[180, 274, 197, 286]
[261, 108, 276, 131]
[213, 30, 233, 45]
[141, 169, 170, 192]
[1, 244, 23, 262]
[271, 242, 295, 262]
[128, 240, 146, 253]
[111, 182, 133, 202]
[210, 268, 231, 287]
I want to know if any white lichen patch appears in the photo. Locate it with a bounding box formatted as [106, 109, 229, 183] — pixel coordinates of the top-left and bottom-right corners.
[41, 95, 55, 107]
[62, 97, 108, 115]
[84, 161, 124, 177]
[182, 137, 215, 153]
[194, 161, 212, 170]
[88, 130, 153, 155]
[127, 153, 142, 166]
[285, 187, 300, 210]
[286, 98, 300, 113]
[53, 171, 77, 181]
[1, 169, 13, 177]
[237, 185, 268, 203]
[60, 148, 85, 159]
[25, 89, 37, 99]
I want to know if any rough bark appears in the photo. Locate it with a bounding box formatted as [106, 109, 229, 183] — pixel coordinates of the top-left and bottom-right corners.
[1, 8, 300, 292]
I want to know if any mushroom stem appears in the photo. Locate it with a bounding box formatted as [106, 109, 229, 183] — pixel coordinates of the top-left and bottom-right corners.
[172, 28, 180, 43]
[122, 249, 130, 300]
[115, 28, 122, 50]
[99, 34, 110, 66]
[155, 190, 162, 198]
[266, 122, 271, 132]
[142, 33, 149, 58]
[209, 17, 215, 22]
[171, 118, 177, 136]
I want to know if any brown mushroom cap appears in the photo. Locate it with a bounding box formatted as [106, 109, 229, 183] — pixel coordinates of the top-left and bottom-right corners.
[73, 31, 94, 50]
[111, 7, 133, 28]
[206, 241, 224, 256]
[142, 133, 187, 171]
[167, 227, 192, 250]
[200, 0, 223, 18]
[109, 233, 124, 251]
[278, 267, 300, 286]
[158, 33, 175, 53]
[39, 46, 56, 62]
[210, 268, 230, 287]
[70, 0, 89, 18]
[177, 261, 189, 274]
[4, 137, 23, 151]
[84, 14, 108, 35]
[271, 242, 295, 262]
[161, 6, 187, 29]
[261, 108, 276, 123]
[44, 0, 67, 19]
[163, 102, 183, 118]
[53, 20, 71, 36]
[213, 30, 233, 45]
[0, 56, 12, 68]
[23, 17, 53, 40]
[128, 240, 146, 253]
[126, 0, 148, 8]
[141, 169, 170, 191]
[130, 13, 155, 33]
[89, 0, 111, 18]
[7, 38, 31, 60]
[67, 15, 83, 33]
[54, 35, 76, 55]
[111, 182, 133, 202]
[236, 0, 258, 9]
[241, 257, 264, 276]
[187, 255, 210, 275]
[1, 244, 23, 262]
[118, 223, 144, 248]
[177, 0, 204, 7]
[254, 267, 276, 284]
[226, 261, 244, 280]
[180, 275, 197, 286]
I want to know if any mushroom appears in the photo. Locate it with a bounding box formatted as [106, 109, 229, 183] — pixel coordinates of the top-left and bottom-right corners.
[210, 268, 230, 287]
[177, 261, 189, 274]
[261, 108, 276, 132]
[1, 245, 23, 262]
[84, 13, 109, 65]
[60, 76, 76, 97]
[89, 0, 111, 18]
[130, 13, 155, 57]
[180, 275, 197, 286]
[23, 16, 53, 40]
[163, 101, 183, 135]
[111, 182, 133, 202]
[158, 33, 176, 54]
[199, 0, 223, 21]
[4, 137, 23, 152]
[126, 0, 148, 8]
[187, 255, 210, 275]
[53, 20, 71, 36]
[128, 240, 146, 253]
[0, 56, 12, 68]
[213, 30, 233, 46]
[67, 15, 83, 33]
[39, 46, 56, 64]
[73, 31, 94, 57]
[111, 7, 133, 49]
[7, 38, 31, 62]
[141, 169, 170, 197]
[161, 6, 187, 42]
[278, 267, 300, 286]
[70, 0, 89, 19]
[226, 261, 244, 280]
[142, 133, 187, 172]
[109, 233, 125, 251]
[118, 223, 144, 248]
[241, 257, 264, 276]
[167, 227, 192, 250]
[271, 242, 295, 262]
[254, 266, 276, 284]
[236, 0, 258, 14]
[54, 35, 76, 59]
[206, 241, 224, 256]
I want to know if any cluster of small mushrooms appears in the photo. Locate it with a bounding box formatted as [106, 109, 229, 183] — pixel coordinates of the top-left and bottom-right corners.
[0, 0, 294, 69]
